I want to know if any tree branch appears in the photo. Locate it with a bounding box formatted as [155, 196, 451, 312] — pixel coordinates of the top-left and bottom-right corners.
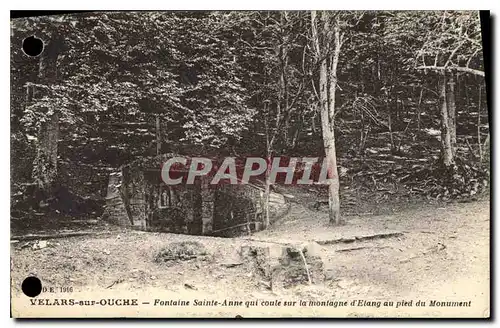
[416, 65, 484, 77]
[444, 41, 464, 67]
[466, 48, 481, 68]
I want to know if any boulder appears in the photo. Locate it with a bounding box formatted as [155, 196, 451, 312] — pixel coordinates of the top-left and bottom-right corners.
[272, 242, 325, 289]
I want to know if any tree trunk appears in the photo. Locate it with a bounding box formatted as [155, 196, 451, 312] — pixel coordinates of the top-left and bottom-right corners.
[32, 111, 60, 202]
[263, 114, 273, 230]
[262, 12, 289, 229]
[388, 111, 395, 152]
[190, 179, 203, 235]
[155, 114, 161, 155]
[478, 86, 483, 161]
[327, 16, 342, 225]
[417, 88, 423, 131]
[439, 72, 455, 167]
[32, 36, 62, 203]
[447, 73, 457, 156]
[312, 11, 342, 225]
[482, 133, 490, 165]
[290, 123, 300, 150]
[263, 158, 271, 229]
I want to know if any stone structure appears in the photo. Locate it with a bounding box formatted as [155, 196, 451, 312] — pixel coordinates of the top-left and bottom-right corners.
[103, 154, 290, 237]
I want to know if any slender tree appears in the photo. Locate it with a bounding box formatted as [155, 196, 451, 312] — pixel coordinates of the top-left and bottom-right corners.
[311, 11, 343, 224]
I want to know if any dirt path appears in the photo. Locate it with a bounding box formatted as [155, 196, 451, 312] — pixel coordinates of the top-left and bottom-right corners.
[11, 199, 490, 318]
[249, 198, 490, 313]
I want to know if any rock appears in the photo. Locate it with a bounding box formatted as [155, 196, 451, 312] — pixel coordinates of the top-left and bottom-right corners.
[184, 283, 197, 290]
[325, 270, 335, 281]
[273, 244, 325, 289]
[221, 262, 244, 268]
[239, 245, 271, 278]
[32, 240, 48, 250]
[259, 280, 271, 290]
[301, 241, 323, 259]
[21, 242, 31, 249]
[337, 280, 354, 289]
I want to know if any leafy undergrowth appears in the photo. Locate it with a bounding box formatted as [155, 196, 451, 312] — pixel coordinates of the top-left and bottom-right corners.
[401, 156, 489, 200]
[154, 241, 209, 263]
[298, 152, 490, 214]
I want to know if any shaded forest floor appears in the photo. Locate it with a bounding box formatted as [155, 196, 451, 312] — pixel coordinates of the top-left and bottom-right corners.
[10, 188, 490, 317]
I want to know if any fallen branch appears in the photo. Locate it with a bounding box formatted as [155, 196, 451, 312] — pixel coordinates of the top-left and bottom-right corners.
[106, 278, 124, 289]
[336, 246, 369, 252]
[465, 137, 478, 160]
[316, 231, 404, 245]
[240, 237, 293, 246]
[11, 231, 113, 241]
[316, 237, 356, 245]
[400, 255, 419, 263]
[336, 245, 392, 253]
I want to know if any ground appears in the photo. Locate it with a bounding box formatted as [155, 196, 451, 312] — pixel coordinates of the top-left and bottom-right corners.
[10, 188, 490, 318]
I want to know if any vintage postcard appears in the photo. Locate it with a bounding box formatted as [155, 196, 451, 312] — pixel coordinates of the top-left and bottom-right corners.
[10, 10, 490, 318]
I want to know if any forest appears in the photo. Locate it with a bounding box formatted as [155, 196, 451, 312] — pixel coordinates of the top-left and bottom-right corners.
[10, 11, 490, 234]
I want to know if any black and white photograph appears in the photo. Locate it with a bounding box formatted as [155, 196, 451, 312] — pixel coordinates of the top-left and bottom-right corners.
[9, 10, 490, 318]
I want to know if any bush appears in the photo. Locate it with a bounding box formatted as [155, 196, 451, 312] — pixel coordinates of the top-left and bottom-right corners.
[154, 241, 209, 263]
